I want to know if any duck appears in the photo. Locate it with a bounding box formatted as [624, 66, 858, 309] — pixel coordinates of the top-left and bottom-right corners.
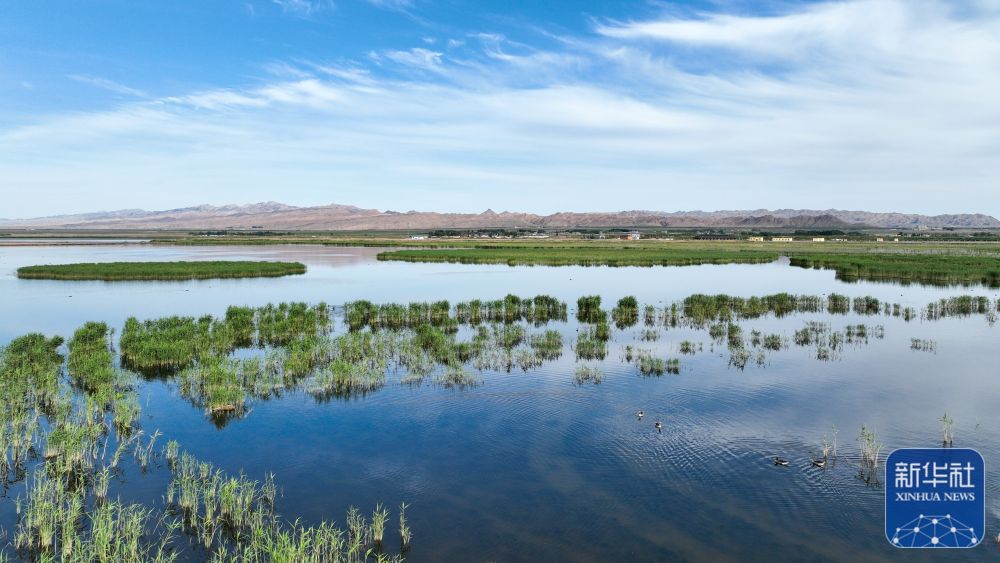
[654, 421, 662, 432]
[811, 458, 827, 468]
[636, 410, 644, 420]
[773, 457, 790, 467]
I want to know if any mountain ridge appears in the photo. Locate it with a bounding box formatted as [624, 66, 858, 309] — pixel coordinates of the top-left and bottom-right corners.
[2, 203, 997, 230]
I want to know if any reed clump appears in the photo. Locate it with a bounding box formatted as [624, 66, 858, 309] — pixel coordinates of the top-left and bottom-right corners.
[611, 296, 639, 329]
[575, 327, 607, 361]
[68, 321, 116, 392]
[576, 295, 605, 324]
[574, 365, 603, 385]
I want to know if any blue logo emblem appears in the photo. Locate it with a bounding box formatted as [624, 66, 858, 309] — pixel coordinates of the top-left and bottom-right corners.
[885, 448, 984, 548]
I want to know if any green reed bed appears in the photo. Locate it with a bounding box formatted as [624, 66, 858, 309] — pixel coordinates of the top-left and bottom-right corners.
[256, 302, 331, 346]
[165, 449, 408, 562]
[378, 247, 779, 267]
[1, 333, 64, 408]
[120, 303, 331, 372]
[375, 242, 1000, 286]
[224, 306, 256, 348]
[455, 294, 566, 326]
[343, 299, 491, 332]
[924, 295, 995, 321]
[16, 261, 307, 281]
[666, 292, 990, 326]
[120, 315, 229, 372]
[790, 253, 1000, 287]
[179, 358, 249, 416]
[168, 319, 576, 413]
[681, 293, 825, 324]
[15, 471, 177, 562]
[67, 321, 116, 392]
[310, 359, 386, 400]
[1, 334, 66, 482]
[4, 361, 174, 560]
[345, 294, 566, 331]
[1, 318, 416, 562]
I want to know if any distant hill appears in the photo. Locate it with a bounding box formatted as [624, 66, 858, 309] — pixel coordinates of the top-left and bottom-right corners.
[2, 202, 997, 230]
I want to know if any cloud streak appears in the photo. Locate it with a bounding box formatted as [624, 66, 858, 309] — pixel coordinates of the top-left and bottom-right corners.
[68, 74, 148, 98]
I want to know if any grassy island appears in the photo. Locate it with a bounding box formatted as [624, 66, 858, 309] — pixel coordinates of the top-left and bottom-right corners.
[377, 247, 780, 267]
[17, 261, 306, 281]
[788, 253, 1000, 286]
[376, 241, 1000, 286]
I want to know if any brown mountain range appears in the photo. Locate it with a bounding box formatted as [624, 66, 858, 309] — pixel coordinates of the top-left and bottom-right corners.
[2, 203, 997, 230]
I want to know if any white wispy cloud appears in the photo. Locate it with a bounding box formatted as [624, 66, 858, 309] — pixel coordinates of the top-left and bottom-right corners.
[365, 0, 413, 10]
[68, 74, 148, 98]
[272, 0, 332, 16]
[3, 0, 1000, 217]
[380, 48, 444, 71]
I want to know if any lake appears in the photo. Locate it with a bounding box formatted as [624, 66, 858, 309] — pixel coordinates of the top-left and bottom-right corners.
[1, 243, 999, 561]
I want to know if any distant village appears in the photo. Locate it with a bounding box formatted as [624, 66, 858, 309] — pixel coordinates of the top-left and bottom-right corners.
[409, 228, 919, 243]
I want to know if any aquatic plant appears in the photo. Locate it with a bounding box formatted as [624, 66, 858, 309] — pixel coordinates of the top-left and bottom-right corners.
[643, 305, 657, 327]
[639, 328, 659, 342]
[573, 365, 603, 385]
[528, 330, 563, 360]
[399, 502, 412, 549]
[436, 365, 480, 389]
[678, 341, 701, 355]
[939, 413, 955, 446]
[611, 296, 639, 329]
[14, 470, 177, 561]
[728, 347, 750, 370]
[857, 425, 884, 469]
[632, 349, 676, 376]
[575, 328, 607, 361]
[576, 295, 604, 323]
[68, 321, 116, 392]
[371, 503, 389, 545]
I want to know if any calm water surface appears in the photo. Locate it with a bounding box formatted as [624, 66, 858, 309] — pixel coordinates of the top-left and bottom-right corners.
[1, 244, 999, 561]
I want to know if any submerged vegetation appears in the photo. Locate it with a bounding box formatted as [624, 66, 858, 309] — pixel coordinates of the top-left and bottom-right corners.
[17, 261, 307, 281]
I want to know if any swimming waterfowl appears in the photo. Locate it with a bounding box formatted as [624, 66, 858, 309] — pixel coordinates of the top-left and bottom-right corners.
[636, 410, 644, 420]
[811, 458, 827, 468]
[654, 421, 662, 432]
[773, 457, 790, 466]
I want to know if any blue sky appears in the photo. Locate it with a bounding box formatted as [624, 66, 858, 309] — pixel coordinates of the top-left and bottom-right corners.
[2, 0, 999, 218]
